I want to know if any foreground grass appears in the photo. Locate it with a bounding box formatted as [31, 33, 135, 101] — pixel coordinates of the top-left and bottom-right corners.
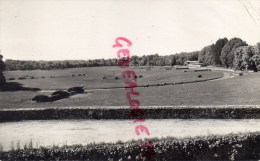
[0, 132, 259, 160]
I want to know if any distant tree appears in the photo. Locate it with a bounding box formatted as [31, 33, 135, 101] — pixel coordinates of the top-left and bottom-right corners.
[0, 54, 6, 88]
[220, 38, 247, 68]
[234, 46, 254, 70]
[199, 45, 213, 65]
[252, 42, 260, 70]
[211, 38, 228, 65]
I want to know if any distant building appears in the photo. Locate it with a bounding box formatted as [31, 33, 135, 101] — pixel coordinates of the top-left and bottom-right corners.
[184, 61, 204, 67]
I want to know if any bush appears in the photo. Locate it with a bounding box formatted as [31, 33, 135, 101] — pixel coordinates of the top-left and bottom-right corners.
[8, 78, 15, 80]
[18, 77, 26, 80]
[139, 75, 143, 78]
[50, 90, 70, 101]
[103, 76, 107, 80]
[198, 74, 202, 78]
[67, 86, 84, 94]
[115, 76, 119, 80]
[78, 74, 82, 76]
[51, 90, 70, 97]
[42, 77, 45, 79]
[32, 95, 50, 102]
[239, 72, 243, 76]
[72, 74, 75, 77]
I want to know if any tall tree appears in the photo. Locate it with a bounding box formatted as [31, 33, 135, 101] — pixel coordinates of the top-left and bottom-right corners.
[220, 38, 247, 68]
[211, 38, 228, 65]
[0, 54, 6, 88]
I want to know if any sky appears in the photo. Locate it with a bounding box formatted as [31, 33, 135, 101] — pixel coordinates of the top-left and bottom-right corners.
[0, 0, 260, 60]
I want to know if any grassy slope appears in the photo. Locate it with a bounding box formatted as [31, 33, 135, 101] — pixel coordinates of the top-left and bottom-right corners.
[1, 67, 260, 109]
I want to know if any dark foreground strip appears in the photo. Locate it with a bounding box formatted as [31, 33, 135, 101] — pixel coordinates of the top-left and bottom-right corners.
[1, 132, 260, 160]
[0, 106, 260, 122]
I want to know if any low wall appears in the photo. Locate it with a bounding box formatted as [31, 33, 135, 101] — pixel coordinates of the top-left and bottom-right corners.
[0, 106, 260, 122]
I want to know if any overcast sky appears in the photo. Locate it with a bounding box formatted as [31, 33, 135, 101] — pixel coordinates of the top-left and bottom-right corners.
[0, 0, 259, 60]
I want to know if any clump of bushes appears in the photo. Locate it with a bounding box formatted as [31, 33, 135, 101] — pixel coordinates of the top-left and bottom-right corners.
[32, 86, 85, 103]
[78, 74, 82, 76]
[2, 132, 260, 161]
[8, 78, 15, 80]
[139, 75, 143, 78]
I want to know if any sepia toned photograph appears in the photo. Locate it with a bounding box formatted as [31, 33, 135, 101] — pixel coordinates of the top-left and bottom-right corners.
[0, 0, 260, 160]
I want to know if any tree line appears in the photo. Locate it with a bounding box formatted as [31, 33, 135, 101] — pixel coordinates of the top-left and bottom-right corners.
[4, 52, 199, 70]
[4, 37, 260, 71]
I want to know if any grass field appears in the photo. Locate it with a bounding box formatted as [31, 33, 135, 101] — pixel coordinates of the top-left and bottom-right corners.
[1, 66, 260, 109]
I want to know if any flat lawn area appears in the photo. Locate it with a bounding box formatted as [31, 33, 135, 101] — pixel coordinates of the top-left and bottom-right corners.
[4, 66, 221, 89]
[1, 66, 260, 109]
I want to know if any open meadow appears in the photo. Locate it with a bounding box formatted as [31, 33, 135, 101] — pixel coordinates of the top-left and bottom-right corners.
[1, 66, 260, 109]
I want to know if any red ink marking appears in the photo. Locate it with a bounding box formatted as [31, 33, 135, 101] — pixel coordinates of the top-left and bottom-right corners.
[129, 100, 140, 109]
[129, 109, 144, 118]
[113, 37, 154, 160]
[113, 37, 132, 48]
[122, 70, 137, 81]
[135, 125, 150, 136]
[117, 49, 130, 59]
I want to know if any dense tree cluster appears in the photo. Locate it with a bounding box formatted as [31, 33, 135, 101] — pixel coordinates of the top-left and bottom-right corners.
[198, 37, 259, 71]
[4, 37, 260, 71]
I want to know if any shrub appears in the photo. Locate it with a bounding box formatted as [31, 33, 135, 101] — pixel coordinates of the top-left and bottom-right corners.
[103, 77, 107, 80]
[139, 75, 143, 78]
[42, 77, 45, 79]
[32, 95, 50, 102]
[198, 75, 202, 78]
[50, 90, 70, 101]
[8, 78, 15, 80]
[72, 74, 75, 77]
[115, 76, 119, 80]
[67, 86, 84, 94]
[239, 72, 243, 76]
[18, 77, 26, 80]
[78, 74, 82, 76]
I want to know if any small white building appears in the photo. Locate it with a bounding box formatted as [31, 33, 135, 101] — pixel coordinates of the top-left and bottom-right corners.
[184, 61, 204, 67]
